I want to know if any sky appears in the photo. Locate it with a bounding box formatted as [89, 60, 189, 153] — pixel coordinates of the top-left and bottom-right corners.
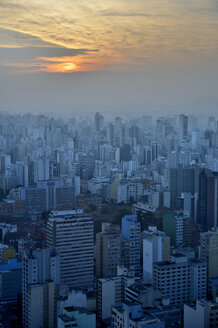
[0, 0, 218, 116]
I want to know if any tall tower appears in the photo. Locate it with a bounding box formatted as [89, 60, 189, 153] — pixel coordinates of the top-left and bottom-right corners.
[198, 168, 218, 231]
[96, 223, 121, 278]
[46, 209, 94, 288]
[179, 114, 188, 140]
[199, 228, 218, 279]
[94, 112, 104, 132]
[121, 215, 141, 276]
[22, 247, 60, 328]
[142, 226, 170, 283]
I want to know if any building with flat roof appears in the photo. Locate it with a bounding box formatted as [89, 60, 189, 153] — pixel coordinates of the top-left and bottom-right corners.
[112, 302, 165, 328]
[58, 306, 96, 328]
[184, 300, 218, 328]
[142, 226, 170, 284]
[121, 215, 141, 276]
[46, 209, 94, 288]
[22, 247, 60, 328]
[153, 255, 207, 306]
[96, 223, 121, 278]
[199, 228, 218, 279]
[0, 258, 22, 300]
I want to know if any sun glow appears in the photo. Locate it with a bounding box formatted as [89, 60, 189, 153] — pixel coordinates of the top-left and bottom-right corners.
[35, 57, 81, 73]
[62, 62, 77, 70]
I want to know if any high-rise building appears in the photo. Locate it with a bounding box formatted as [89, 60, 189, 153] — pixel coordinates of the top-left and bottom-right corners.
[199, 228, 218, 279]
[20, 179, 76, 213]
[22, 247, 60, 328]
[153, 255, 207, 306]
[24, 162, 35, 187]
[0, 258, 22, 300]
[142, 226, 170, 283]
[176, 192, 197, 219]
[97, 278, 116, 322]
[121, 215, 141, 276]
[163, 210, 196, 247]
[184, 300, 218, 328]
[94, 112, 104, 132]
[79, 153, 95, 179]
[97, 267, 136, 322]
[25, 281, 56, 328]
[96, 223, 121, 278]
[46, 209, 94, 288]
[106, 123, 115, 146]
[179, 114, 188, 140]
[168, 165, 199, 209]
[198, 168, 218, 231]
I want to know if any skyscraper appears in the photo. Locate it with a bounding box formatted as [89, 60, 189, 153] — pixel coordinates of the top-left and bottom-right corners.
[96, 223, 121, 278]
[94, 112, 104, 132]
[199, 228, 218, 279]
[179, 114, 188, 140]
[121, 215, 141, 276]
[198, 168, 218, 231]
[46, 209, 94, 288]
[22, 247, 60, 328]
[154, 255, 207, 306]
[142, 226, 170, 283]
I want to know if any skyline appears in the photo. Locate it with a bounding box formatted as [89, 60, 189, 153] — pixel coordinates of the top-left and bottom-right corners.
[0, 0, 218, 115]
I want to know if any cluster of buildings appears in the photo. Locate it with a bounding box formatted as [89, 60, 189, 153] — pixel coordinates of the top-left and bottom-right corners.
[0, 112, 218, 327]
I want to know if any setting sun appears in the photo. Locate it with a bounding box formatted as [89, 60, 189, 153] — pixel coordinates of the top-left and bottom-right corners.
[61, 62, 78, 72]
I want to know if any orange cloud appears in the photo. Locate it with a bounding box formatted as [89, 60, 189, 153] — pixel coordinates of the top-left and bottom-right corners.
[0, 44, 24, 48]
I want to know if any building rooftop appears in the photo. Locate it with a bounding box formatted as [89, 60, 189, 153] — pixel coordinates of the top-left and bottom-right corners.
[64, 306, 94, 316]
[51, 209, 83, 217]
[49, 209, 93, 221]
[58, 314, 76, 323]
[0, 258, 22, 271]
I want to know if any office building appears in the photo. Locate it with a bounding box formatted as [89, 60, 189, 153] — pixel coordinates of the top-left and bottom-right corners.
[112, 303, 165, 328]
[142, 226, 170, 283]
[198, 168, 218, 231]
[20, 179, 76, 213]
[96, 266, 135, 322]
[199, 228, 218, 279]
[153, 255, 207, 306]
[25, 281, 56, 328]
[125, 282, 162, 308]
[163, 210, 195, 247]
[47, 209, 94, 288]
[121, 215, 141, 276]
[94, 112, 104, 132]
[0, 258, 22, 300]
[58, 306, 96, 328]
[184, 300, 218, 328]
[96, 223, 121, 278]
[179, 114, 188, 140]
[22, 247, 60, 328]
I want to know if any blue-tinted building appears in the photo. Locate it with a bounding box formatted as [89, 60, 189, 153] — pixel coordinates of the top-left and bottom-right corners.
[121, 215, 141, 276]
[112, 302, 165, 327]
[0, 258, 22, 300]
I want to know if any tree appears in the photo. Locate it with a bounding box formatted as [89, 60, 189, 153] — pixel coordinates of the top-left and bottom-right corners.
[113, 207, 132, 226]
[88, 204, 97, 211]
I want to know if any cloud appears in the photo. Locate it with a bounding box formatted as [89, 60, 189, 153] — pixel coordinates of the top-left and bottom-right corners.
[100, 11, 151, 17]
[0, 0, 217, 75]
[0, 44, 24, 48]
